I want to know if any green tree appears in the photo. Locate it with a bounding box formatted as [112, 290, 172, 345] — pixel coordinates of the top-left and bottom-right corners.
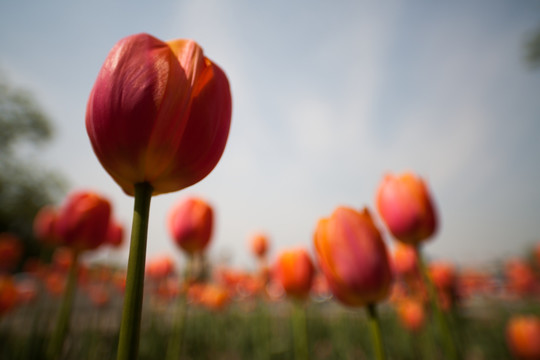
[526, 26, 540, 68]
[0, 72, 66, 267]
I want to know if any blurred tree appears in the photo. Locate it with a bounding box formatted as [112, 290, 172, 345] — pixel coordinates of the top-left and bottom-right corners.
[0, 72, 67, 268]
[526, 26, 540, 68]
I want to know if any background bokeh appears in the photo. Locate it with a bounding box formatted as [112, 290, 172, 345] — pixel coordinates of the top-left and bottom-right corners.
[1, 0, 539, 268]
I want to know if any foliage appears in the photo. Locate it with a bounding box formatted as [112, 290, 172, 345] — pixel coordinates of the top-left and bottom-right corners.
[0, 73, 66, 265]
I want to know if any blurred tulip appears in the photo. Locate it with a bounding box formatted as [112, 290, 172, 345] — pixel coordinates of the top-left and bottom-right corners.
[391, 242, 419, 278]
[397, 299, 425, 332]
[250, 232, 269, 259]
[376, 172, 437, 245]
[33, 205, 60, 246]
[0, 274, 18, 316]
[52, 247, 74, 273]
[105, 220, 125, 248]
[86, 33, 232, 196]
[87, 284, 110, 308]
[506, 315, 540, 360]
[169, 197, 213, 255]
[273, 248, 315, 301]
[505, 259, 537, 297]
[55, 191, 112, 252]
[193, 283, 230, 311]
[146, 255, 175, 280]
[0, 233, 23, 272]
[313, 206, 393, 307]
[429, 261, 458, 310]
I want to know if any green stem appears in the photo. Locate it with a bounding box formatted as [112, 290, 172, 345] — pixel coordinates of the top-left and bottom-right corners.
[366, 303, 386, 360]
[166, 256, 193, 360]
[416, 247, 459, 360]
[291, 301, 309, 360]
[116, 182, 153, 360]
[47, 250, 79, 360]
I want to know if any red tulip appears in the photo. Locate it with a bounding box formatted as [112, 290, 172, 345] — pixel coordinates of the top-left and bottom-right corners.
[376, 172, 437, 245]
[0, 233, 23, 272]
[105, 220, 125, 248]
[249, 232, 269, 259]
[313, 206, 393, 307]
[273, 248, 315, 301]
[506, 315, 540, 360]
[33, 206, 61, 246]
[86, 33, 232, 196]
[54, 191, 111, 252]
[168, 197, 213, 255]
[0, 274, 18, 316]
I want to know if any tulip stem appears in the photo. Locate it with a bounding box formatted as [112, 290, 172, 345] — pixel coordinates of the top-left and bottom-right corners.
[416, 248, 459, 360]
[47, 250, 79, 360]
[116, 182, 153, 360]
[291, 301, 309, 360]
[366, 303, 386, 360]
[166, 256, 193, 360]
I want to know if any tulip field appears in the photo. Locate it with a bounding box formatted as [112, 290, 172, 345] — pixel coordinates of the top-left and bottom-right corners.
[1, 252, 540, 360]
[1, 31, 540, 360]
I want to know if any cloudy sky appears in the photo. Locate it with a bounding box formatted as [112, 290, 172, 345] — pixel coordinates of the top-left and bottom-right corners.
[1, 0, 540, 270]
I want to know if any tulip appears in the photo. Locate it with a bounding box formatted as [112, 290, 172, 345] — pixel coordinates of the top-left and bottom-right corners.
[105, 220, 125, 248]
[0, 233, 23, 273]
[250, 232, 269, 259]
[86, 33, 231, 360]
[273, 248, 314, 360]
[33, 206, 61, 246]
[506, 315, 540, 360]
[0, 274, 18, 316]
[314, 206, 392, 360]
[391, 242, 419, 279]
[169, 197, 213, 256]
[146, 255, 175, 280]
[314, 207, 392, 307]
[86, 33, 232, 197]
[376, 172, 437, 245]
[55, 191, 112, 252]
[429, 261, 458, 310]
[397, 299, 425, 332]
[273, 248, 315, 301]
[505, 259, 537, 297]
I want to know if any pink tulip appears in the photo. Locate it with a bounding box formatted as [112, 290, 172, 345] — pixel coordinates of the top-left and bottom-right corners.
[168, 197, 213, 255]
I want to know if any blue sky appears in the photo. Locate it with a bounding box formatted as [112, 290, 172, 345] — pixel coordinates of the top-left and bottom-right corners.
[1, 0, 540, 269]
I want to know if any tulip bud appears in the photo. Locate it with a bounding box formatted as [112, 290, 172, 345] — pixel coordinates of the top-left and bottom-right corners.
[314, 206, 393, 307]
[273, 248, 315, 300]
[397, 299, 425, 332]
[86, 33, 232, 196]
[55, 191, 112, 252]
[376, 172, 437, 245]
[0, 233, 23, 272]
[249, 232, 269, 259]
[168, 197, 213, 255]
[0, 275, 18, 316]
[105, 220, 125, 248]
[506, 315, 540, 360]
[33, 206, 61, 246]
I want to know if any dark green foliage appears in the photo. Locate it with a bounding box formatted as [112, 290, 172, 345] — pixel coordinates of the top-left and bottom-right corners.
[0, 73, 66, 267]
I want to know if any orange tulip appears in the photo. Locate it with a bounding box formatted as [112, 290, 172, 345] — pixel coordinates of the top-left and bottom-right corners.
[55, 191, 112, 252]
[33, 205, 61, 246]
[397, 299, 425, 332]
[273, 248, 315, 300]
[146, 255, 175, 280]
[249, 232, 269, 259]
[313, 206, 393, 307]
[376, 172, 437, 245]
[168, 197, 213, 255]
[0, 233, 23, 272]
[391, 242, 419, 278]
[86, 33, 232, 196]
[506, 315, 540, 360]
[505, 259, 537, 297]
[429, 261, 458, 310]
[0, 274, 18, 316]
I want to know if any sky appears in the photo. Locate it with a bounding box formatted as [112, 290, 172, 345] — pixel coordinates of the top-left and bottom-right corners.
[1, 0, 540, 270]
